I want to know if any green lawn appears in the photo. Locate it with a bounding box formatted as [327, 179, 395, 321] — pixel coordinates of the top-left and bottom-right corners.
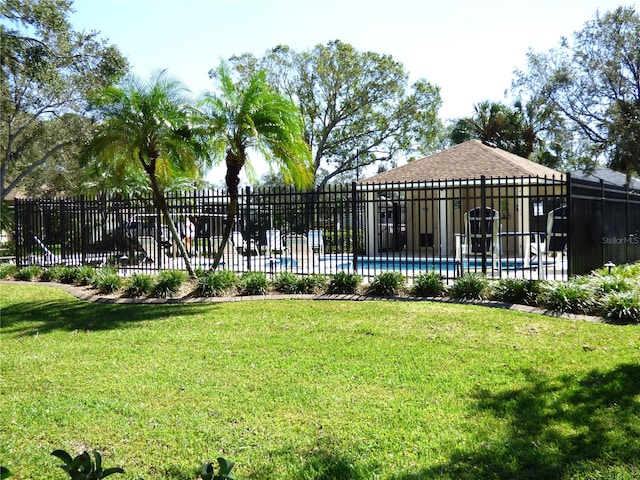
[1, 284, 639, 480]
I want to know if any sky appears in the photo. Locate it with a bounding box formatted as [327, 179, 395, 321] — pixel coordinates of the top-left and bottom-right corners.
[69, 0, 632, 181]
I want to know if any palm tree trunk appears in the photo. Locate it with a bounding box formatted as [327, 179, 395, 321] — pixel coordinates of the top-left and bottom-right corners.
[211, 192, 238, 270]
[148, 174, 196, 278]
[211, 151, 243, 270]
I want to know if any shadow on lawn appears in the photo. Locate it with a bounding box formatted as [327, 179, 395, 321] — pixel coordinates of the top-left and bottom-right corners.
[1, 294, 219, 337]
[291, 448, 372, 480]
[158, 465, 200, 479]
[393, 363, 640, 480]
[247, 439, 375, 480]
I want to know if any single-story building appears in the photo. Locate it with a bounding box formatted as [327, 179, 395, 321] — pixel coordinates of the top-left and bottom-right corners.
[357, 140, 566, 262]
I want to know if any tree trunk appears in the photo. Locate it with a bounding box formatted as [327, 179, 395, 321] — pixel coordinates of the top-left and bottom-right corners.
[211, 150, 243, 270]
[148, 173, 196, 278]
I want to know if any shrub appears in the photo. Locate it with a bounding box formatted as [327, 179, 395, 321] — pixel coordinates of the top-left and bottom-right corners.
[297, 274, 327, 294]
[39, 265, 66, 282]
[327, 271, 361, 294]
[410, 271, 446, 297]
[194, 266, 208, 278]
[57, 266, 79, 284]
[124, 273, 154, 298]
[491, 278, 541, 305]
[74, 266, 97, 286]
[600, 291, 640, 324]
[366, 271, 405, 296]
[51, 449, 124, 479]
[587, 272, 632, 297]
[538, 280, 595, 315]
[151, 270, 187, 298]
[273, 272, 327, 294]
[13, 265, 43, 281]
[594, 261, 640, 280]
[449, 272, 489, 300]
[239, 271, 268, 296]
[273, 271, 300, 294]
[0, 263, 17, 279]
[619, 262, 640, 279]
[91, 268, 123, 295]
[195, 270, 238, 297]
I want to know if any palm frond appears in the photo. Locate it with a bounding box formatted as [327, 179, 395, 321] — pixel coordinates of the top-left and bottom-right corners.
[81, 70, 207, 193]
[198, 60, 313, 190]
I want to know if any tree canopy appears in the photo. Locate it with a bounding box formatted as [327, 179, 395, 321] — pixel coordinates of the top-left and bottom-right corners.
[1, 0, 128, 203]
[449, 99, 569, 169]
[513, 6, 640, 178]
[227, 40, 443, 188]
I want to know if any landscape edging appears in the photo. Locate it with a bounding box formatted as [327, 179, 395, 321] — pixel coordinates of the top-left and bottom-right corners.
[1, 280, 605, 323]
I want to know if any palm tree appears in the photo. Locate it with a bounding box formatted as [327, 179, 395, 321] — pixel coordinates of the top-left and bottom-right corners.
[197, 61, 313, 269]
[449, 101, 508, 147]
[81, 70, 208, 278]
[450, 100, 544, 159]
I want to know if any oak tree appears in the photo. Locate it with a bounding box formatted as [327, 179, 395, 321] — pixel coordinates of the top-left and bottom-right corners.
[513, 6, 640, 178]
[227, 40, 443, 188]
[1, 0, 128, 203]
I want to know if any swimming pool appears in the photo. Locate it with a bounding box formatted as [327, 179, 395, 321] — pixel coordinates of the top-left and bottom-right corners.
[238, 254, 540, 278]
[338, 257, 529, 275]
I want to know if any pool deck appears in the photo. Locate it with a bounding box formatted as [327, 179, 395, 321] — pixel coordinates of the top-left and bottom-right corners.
[114, 252, 568, 282]
[26, 248, 567, 282]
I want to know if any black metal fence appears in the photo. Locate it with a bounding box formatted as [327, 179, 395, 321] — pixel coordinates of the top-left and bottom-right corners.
[569, 176, 640, 275]
[13, 174, 640, 281]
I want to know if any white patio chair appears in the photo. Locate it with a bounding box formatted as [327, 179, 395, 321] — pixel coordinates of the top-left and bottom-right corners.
[266, 229, 287, 255]
[285, 234, 316, 272]
[456, 207, 500, 271]
[231, 231, 258, 256]
[308, 229, 324, 254]
[531, 206, 568, 263]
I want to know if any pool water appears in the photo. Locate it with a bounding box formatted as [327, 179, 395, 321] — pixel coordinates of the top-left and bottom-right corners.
[339, 257, 528, 273]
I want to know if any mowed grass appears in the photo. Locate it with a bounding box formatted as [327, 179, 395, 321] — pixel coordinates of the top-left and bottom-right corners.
[1, 284, 639, 480]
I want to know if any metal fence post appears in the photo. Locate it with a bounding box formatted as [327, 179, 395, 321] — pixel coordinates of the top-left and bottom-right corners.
[351, 181, 358, 273]
[566, 173, 572, 277]
[156, 204, 162, 269]
[600, 179, 606, 268]
[480, 175, 487, 274]
[80, 195, 87, 264]
[245, 185, 252, 271]
[13, 199, 21, 266]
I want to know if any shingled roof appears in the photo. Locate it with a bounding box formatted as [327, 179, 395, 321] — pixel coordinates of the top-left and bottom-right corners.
[572, 168, 640, 192]
[359, 139, 564, 184]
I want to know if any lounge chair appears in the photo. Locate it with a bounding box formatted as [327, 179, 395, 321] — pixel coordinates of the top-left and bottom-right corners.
[32, 235, 64, 266]
[531, 205, 568, 263]
[138, 235, 173, 267]
[285, 233, 316, 272]
[547, 206, 568, 254]
[308, 229, 324, 254]
[266, 229, 286, 255]
[231, 231, 258, 256]
[455, 207, 500, 271]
